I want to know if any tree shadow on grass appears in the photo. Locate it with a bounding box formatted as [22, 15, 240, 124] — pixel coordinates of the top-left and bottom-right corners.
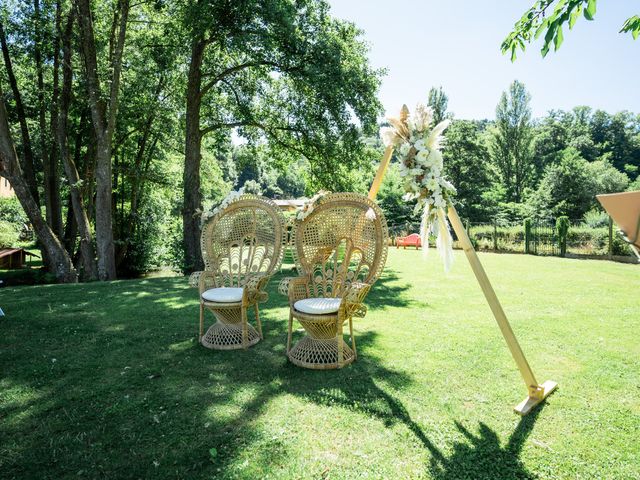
[1, 274, 539, 479]
[208, 318, 541, 478]
[428, 411, 541, 480]
[280, 337, 542, 479]
[357, 268, 422, 310]
[0, 274, 411, 478]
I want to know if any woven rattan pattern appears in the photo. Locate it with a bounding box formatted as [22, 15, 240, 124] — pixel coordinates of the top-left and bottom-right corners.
[193, 195, 286, 350]
[284, 192, 388, 369]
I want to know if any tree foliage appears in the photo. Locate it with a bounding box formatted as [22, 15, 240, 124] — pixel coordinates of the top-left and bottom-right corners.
[529, 147, 629, 220]
[0, 0, 383, 279]
[427, 86, 449, 126]
[503, 0, 639, 61]
[490, 80, 534, 203]
[442, 119, 492, 221]
[530, 147, 596, 219]
[179, 0, 384, 271]
[377, 163, 419, 231]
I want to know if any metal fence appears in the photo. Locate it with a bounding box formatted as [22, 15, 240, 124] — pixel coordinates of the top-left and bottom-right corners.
[527, 221, 558, 256]
[388, 216, 636, 261]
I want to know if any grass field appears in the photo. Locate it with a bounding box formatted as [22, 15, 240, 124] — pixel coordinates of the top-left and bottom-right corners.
[1, 249, 639, 479]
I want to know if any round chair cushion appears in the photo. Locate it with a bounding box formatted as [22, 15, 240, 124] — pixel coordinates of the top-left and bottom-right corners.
[201, 287, 244, 303]
[294, 297, 341, 315]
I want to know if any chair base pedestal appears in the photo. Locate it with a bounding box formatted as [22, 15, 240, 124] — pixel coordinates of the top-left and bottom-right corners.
[201, 321, 261, 350]
[288, 336, 355, 370]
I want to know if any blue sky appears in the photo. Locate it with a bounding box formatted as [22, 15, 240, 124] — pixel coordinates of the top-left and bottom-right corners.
[327, 0, 639, 120]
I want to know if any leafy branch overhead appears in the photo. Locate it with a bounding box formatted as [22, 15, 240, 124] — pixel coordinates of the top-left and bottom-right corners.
[502, 0, 639, 61]
[621, 15, 640, 40]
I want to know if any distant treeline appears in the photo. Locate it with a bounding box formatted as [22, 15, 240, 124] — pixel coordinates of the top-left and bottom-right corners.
[377, 83, 639, 230]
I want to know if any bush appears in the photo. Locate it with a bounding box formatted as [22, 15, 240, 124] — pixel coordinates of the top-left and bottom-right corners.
[0, 267, 56, 286]
[468, 223, 524, 253]
[612, 233, 634, 256]
[0, 197, 28, 234]
[0, 220, 19, 247]
[463, 220, 636, 258]
[583, 209, 609, 228]
[568, 225, 608, 254]
[529, 148, 596, 219]
[556, 216, 569, 256]
[118, 191, 178, 277]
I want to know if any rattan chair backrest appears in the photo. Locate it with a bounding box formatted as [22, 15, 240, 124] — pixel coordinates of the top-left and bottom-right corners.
[201, 195, 286, 287]
[292, 193, 388, 298]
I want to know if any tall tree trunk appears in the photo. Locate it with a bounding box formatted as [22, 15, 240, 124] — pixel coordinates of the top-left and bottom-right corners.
[63, 193, 77, 254]
[73, 108, 94, 213]
[35, 0, 64, 237]
[59, 8, 98, 281]
[76, 0, 129, 280]
[183, 39, 206, 273]
[0, 21, 40, 206]
[0, 92, 76, 283]
[83, 133, 96, 221]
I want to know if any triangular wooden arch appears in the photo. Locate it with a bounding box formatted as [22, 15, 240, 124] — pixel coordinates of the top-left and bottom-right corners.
[597, 191, 640, 259]
[369, 129, 557, 415]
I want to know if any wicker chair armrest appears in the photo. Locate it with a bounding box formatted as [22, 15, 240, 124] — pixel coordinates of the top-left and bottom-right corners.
[278, 276, 310, 304]
[341, 282, 372, 318]
[243, 274, 270, 303]
[196, 271, 217, 294]
[278, 277, 292, 296]
[188, 271, 204, 288]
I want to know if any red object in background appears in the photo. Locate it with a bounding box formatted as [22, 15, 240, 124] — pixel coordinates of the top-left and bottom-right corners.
[396, 233, 422, 249]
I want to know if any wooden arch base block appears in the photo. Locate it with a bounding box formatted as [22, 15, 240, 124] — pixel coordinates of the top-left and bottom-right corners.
[514, 380, 558, 416]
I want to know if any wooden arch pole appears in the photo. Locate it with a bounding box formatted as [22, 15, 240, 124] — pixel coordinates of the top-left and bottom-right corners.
[368, 144, 557, 415]
[446, 207, 557, 414]
[368, 145, 394, 200]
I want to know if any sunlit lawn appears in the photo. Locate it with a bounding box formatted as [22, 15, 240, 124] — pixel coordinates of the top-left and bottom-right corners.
[1, 249, 639, 479]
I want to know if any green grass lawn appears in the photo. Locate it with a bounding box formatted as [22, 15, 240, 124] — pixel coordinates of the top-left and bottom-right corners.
[1, 250, 639, 479]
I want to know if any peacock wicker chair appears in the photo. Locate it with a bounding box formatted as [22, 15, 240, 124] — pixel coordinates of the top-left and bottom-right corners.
[189, 195, 286, 350]
[279, 192, 389, 369]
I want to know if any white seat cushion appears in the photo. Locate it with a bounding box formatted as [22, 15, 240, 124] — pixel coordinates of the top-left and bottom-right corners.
[294, 297, 341, 315]
[201, 287, 244, 303]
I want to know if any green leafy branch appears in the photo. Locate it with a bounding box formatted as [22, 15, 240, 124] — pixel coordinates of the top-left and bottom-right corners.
[502, 0, 638, 61]
[620, 15, 640, 40]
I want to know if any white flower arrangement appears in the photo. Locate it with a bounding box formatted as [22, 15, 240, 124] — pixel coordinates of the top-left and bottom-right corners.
[296, 190, 329, 221]
[380, 104, 456, 271]
[200, 188, 245, 226]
